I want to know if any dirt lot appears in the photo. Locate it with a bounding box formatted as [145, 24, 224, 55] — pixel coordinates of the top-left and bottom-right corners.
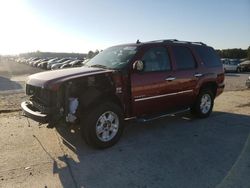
[0, 59, 250, 188]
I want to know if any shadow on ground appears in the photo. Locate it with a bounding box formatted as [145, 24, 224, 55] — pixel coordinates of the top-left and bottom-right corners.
[0, 76, 22, 91]
[54, 111, 250, 188]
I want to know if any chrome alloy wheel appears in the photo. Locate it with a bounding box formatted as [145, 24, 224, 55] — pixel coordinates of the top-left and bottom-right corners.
[95, 111, 119, 142]
[200, 94, 212, 114]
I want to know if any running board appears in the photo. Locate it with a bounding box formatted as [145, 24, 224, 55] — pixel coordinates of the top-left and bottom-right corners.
[136, 108, 190, 123]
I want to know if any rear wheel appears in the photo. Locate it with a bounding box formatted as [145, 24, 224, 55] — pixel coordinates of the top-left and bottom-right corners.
[191, 89, 214, 118]
[81, 102, 124, 149]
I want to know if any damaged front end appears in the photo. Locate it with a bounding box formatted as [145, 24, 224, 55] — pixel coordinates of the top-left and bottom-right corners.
[21, 80, 81, 125]
[21, 66, 117, 125]
[21, 84, 64, 124]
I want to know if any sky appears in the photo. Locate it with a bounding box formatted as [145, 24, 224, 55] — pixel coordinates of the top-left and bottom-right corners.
[0, 0, 249, 55]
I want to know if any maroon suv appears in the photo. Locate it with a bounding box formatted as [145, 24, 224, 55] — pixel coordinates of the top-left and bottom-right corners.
[21, 39, 225, 148]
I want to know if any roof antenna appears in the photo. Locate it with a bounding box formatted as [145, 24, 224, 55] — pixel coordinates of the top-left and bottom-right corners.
[136, 39, 141, 44]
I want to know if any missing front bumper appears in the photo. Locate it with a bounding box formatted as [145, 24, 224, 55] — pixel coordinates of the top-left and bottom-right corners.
[21, 101, 49, 123]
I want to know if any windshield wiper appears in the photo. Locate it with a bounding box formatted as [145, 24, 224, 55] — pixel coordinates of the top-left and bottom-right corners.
[90, 64, 108, 69]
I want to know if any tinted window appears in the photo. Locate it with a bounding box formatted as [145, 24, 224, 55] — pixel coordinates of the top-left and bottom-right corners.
[142, 47, 171, 72]
[194, 46, 221, 67]
[172, 46, 196, 70]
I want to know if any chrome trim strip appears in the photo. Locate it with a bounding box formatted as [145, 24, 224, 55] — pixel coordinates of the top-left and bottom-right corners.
[134, 90, 193, 102]
[124, 117, 136, 121]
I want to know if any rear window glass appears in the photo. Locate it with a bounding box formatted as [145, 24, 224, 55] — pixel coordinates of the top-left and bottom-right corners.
[194, 46, 221, 67]
[172, 46, 196, 70]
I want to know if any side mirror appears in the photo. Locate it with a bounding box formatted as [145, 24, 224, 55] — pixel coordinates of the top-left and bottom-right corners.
[133, 60, 144, 71]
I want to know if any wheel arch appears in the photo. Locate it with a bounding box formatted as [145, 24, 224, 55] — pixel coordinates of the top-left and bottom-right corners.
[199, 82, 218, 98]
[79, 87, 123, 113]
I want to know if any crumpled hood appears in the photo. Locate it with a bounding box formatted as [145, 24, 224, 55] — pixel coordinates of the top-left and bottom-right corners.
[27, 66, 113, 88]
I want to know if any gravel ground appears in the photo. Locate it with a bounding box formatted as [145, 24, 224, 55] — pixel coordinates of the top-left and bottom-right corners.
[0, 59, 250, 188]
[224, 72, 250, 91]
[0, 59, 42, 111]
[0, 91, 250, 188]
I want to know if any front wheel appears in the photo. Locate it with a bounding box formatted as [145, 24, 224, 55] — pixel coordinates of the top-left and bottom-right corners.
[81, 102, 124, 149]
[191, 89, 214, 118]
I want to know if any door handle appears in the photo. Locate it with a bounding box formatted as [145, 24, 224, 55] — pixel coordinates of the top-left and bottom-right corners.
[194, 73, 203, 78]
[166, 77, 176, 81]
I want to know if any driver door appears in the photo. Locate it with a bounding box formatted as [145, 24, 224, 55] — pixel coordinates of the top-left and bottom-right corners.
[130, 46, 178, 116]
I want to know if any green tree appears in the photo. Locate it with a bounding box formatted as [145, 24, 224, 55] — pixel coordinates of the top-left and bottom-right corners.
[217, 48, 247, 59]
[87, 50, 99, 59]
[87, 50, 94, 59]
[93, 49, 99, 57]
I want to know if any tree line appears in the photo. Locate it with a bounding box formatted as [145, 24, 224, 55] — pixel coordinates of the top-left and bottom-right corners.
[216, 46, 250, 59]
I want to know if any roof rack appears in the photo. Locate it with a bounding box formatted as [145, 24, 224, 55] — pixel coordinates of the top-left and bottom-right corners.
[173, 40, 207, 46]
[145, 39, 207, 46]
[146, 39, 178, 43]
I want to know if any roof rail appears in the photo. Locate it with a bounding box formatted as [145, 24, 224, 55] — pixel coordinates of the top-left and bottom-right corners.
[190, 41, 207, 46]
[168, 40, 207, 46]
[163, 39, 179, 43]
[145, 39, 207, 46]
[146, 39, 178, 43]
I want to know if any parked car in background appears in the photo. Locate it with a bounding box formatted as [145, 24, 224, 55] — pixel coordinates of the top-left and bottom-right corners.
[46, 58, 61, 69]
[47, 58, 69, 70]
[60, 60, 84, 69]
[21, 39, 225, 148]
[223, 59, 241, 72]
[51, 59, 73, 70]
[59, 63, 72, 69]
[24, 57, 33, 64]
[70, 60, 85, 67]
[37, 58, 52, 69]
[16, 57, 26, 63]
[28, 57, 40, 65]
[33, 58, 46, 67]
[239, 60, 250, 72]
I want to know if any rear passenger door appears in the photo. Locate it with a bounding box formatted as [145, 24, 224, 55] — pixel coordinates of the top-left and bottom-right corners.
[170, 46, 199, 108]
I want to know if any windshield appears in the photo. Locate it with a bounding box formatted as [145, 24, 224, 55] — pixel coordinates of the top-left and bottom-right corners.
[85, 46, 138, 69]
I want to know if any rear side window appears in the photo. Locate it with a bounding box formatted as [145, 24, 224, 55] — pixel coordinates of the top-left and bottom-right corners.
[142, 47, 171, 72]
[194, 46, 221, 67]
[172, 46, 196, 70]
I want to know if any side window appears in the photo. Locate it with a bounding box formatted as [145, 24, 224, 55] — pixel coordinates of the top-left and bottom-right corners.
[194, 46, 221, 67]
[142, 47, 171, 72]
[172, 46, 196, 70]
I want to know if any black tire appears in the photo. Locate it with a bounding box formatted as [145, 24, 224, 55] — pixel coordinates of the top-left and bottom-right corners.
[81, 102, 124, 149]
[191, 89, 214, 118]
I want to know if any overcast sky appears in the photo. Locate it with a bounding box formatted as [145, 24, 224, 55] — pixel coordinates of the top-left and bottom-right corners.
[0, 0, 249, 55]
